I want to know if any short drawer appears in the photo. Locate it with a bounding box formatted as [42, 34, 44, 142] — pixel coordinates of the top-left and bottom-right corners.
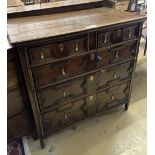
[123, 25, 138, 41]
[98, 29, 123, 47]
[32, 52, 97, 89]
[96, 82, 129, 111]
[96, 61, 133, 89]
[29, 37, 88, 65]
[29, 41, 68, 65]
[98, 31, 112, 47]
[42, 99, 87, 135]
[7, 111, 31, 141]
[7, 87, 24, 118]
[98, 41, 137, 66]
[37, 78, 85, 110]
[68, 37, 88, 54]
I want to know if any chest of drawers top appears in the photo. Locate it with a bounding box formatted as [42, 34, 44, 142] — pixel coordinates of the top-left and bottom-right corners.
[7, 7, 145, 44]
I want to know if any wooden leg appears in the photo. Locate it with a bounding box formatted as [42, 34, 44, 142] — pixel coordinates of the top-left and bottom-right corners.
[40, 137, 45, 148]
[125, 103, 128, 111]
[144, 38, 147, 56]
[31, 129, 38, 140]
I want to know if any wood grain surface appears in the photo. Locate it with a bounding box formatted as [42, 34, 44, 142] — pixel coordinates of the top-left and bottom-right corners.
[7, 7, 145, 44]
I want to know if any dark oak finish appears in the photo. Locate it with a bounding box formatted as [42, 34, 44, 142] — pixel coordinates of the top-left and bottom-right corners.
[7, 6, 145, 148]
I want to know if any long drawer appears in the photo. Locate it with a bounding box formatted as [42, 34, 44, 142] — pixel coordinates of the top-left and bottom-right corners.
[32, 52, 97, 89]
[42, 81, 129, 135]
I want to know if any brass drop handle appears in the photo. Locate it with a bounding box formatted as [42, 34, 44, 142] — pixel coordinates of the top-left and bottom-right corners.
[62, 67, 66, 76]
[59, 44, 64, 53]
[75, 43, 79, 52]
[64, 112, 68, 120]
[113, 72, 117, 79]
[104, 34, 107, 43]
[129, 31, 132, 37]
[111, 95, 115, 100]
[63, 90, 66, 97]
[40, 52, 44, 60]
[90, 53, 95, 61]
[90, 75, 94, 81]
[115, 51, 119, 59]
[89, 95, 94, 101]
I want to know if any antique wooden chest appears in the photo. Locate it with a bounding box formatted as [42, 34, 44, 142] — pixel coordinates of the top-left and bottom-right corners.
[7, 5, 145, 147]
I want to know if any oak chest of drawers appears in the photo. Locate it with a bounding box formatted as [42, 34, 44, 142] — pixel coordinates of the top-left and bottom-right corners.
[7, 6, 145, 147]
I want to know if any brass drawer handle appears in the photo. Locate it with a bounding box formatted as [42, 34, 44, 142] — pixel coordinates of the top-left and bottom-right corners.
[129, 31, 132, 37]
[63, 90, 66, 97]
[40, 52, 44, 60]
[64, 112, 68, 120]
[89, 95, 94, 101]
[113, 73, 117, 79]
[115, 51, 119, 58]
[90, 75, 94, 81]
[101, 69, 105, 73]
[111, 95, 115, 100]
[104, 34, 107, 43]
[75, 44, 78, 52]
[62, 67, 66, 76]
[90, 53, 95, 61]
[59, 44, 64, 52]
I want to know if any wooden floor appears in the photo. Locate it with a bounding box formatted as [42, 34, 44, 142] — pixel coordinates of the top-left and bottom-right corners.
[25, 38, 147, 155]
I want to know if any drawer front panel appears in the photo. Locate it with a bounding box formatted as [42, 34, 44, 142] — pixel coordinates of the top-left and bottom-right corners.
[33, 52, 97, 89]
[29, 41, 68, 65]
[96, 61, 133, 89]
[38, 78, 85, 110]
[68, 37, 88, 54]
[123, 25, 138, 41]
[7, 111, 31, 141]
[98, 41, 137, 67]
[43, 99, 87, 135]
[98, 31, 112, 47]
[29, 37, 88, 65]
[98, 29, 123, 47]
[96, 82, 129, 111]
[7, 87, 24, 118]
